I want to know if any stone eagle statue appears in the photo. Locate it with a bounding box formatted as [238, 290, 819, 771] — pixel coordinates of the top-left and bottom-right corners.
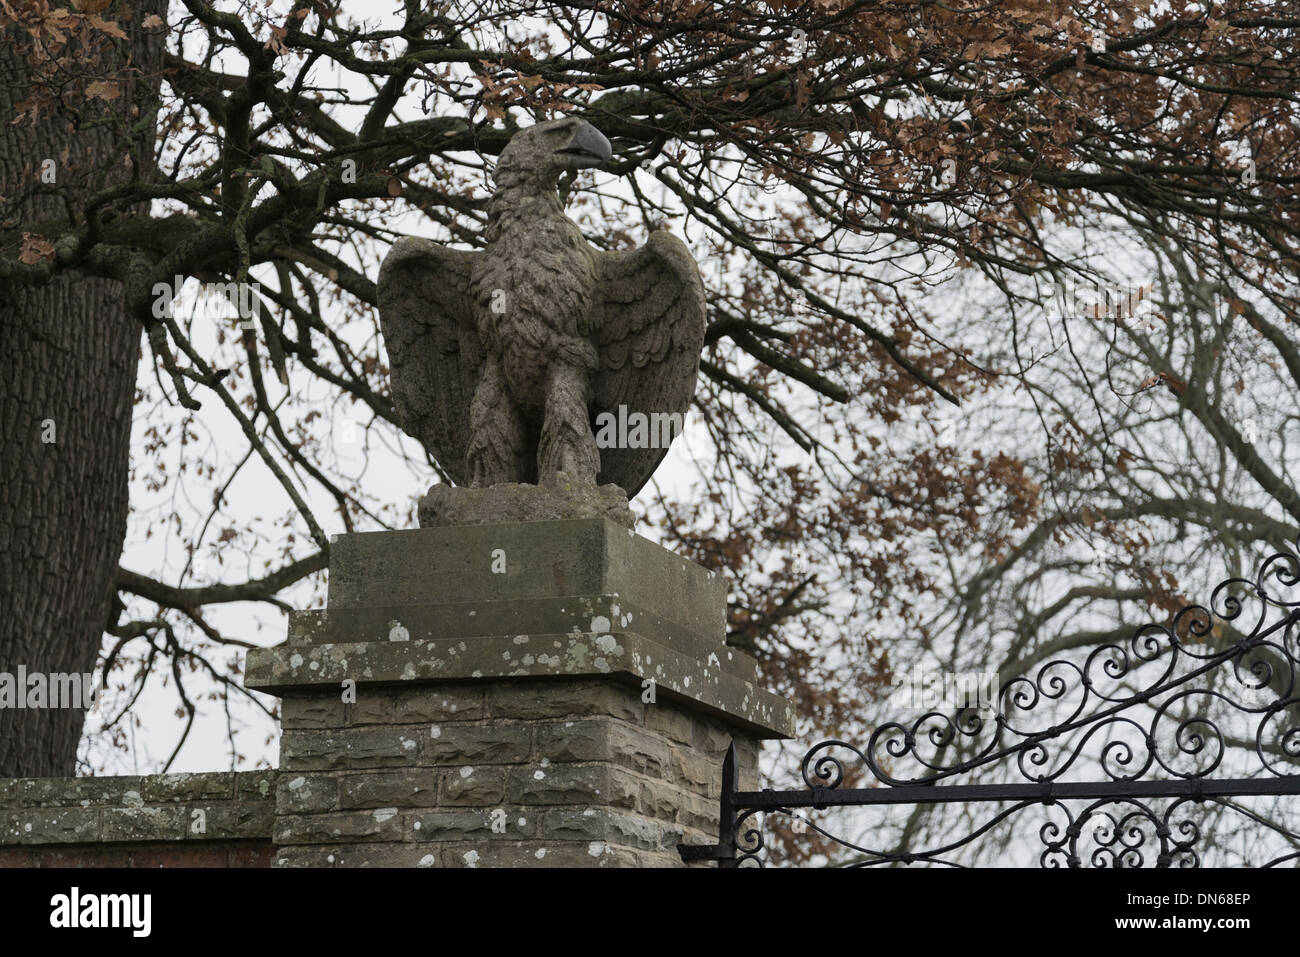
[377, 118, 706, 502]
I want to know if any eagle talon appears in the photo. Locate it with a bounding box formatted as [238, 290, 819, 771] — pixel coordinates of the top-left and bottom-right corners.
[540, 469, 580, 490]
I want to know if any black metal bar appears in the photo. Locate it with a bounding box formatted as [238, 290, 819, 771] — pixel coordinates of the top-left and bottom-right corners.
[678, 547, 1300, 866]
[676, 738, 738, 868]
[717, 740, 738, 868]
[730, 774, 1300, 810]
[677, 740, 740, 866]
[678, 843, 732, 862]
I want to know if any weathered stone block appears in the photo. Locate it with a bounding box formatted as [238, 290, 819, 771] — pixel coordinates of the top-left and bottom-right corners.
[420, 722, 531, 766]
[406, 808, 538, 842]
[641, 780, 692, 823]
[440, 766, 507, 806]
[690, 714, 736, 755]
[505, 762, 638, 809]
[324, 519, 726, 641]
[282, 695, 346, 730]
[278, 773, 338, 814]
[236, 770, 278, 801]
[645, 704, 698, 746]
[339, 769, 440, 809]
[142, 772, 237, 804]
[348, 692, 395, 726]
[418, 479, 634, 529]
[391, 685, 486, 723]
[531, 718, 677, 781]
[669, 748, 717, 795]
[11, 776, 144, 809]
[539, 808, 671, 851]
[281, 727, 422, 770]
[609, 723, 676, 779]
[675, 788, 721, 834]
[274, 808, 404, 845]
[189, 803, 275, 840]
[530, 718, 608, 764]
[5, 808, 99, 844]
[486, 678, 641, 722]
[101, 806, 189, 842]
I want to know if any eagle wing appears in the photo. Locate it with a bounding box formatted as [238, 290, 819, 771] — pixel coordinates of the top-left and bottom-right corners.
[591, 230, 707, 497]
[377, 237, 483, 486]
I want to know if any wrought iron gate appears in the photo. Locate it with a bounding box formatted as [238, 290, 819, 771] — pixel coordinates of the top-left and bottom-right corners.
[680, 540, 1300, 867]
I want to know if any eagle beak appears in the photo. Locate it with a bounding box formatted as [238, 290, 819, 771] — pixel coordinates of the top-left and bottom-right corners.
[558, 122, 613, 170]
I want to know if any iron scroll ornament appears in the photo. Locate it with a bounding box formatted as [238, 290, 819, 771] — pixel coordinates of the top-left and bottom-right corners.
[680, 536, 1300, 867]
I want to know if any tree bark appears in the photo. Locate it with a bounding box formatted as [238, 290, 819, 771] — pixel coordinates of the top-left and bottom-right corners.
[0, 1, 166, 777]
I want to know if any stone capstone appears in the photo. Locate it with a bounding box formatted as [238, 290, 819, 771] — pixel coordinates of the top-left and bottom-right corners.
[418, 473, 634, 529]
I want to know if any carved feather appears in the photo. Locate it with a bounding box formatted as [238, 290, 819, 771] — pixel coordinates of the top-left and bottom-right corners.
[591, 231, 707, 495]
[376, 237, 482, 486]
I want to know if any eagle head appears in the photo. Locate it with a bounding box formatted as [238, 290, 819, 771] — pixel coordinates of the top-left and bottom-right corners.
[493, 117, 613, 189]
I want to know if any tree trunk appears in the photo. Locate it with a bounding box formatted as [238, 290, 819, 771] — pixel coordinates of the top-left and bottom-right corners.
[0, 1, 166, 777]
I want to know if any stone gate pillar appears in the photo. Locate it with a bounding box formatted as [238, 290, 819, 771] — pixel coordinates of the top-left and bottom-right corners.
[245, 516, 794, 867]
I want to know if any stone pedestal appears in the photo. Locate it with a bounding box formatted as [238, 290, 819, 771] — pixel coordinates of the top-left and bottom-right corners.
[245, 517, 794, 867]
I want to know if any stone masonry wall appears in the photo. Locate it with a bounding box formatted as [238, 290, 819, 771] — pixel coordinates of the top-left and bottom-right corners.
[0, 770, 276, 867]
[0, 518, 792, 868]
[273, 678, 760, 867]
[243, 518, 792, 867]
